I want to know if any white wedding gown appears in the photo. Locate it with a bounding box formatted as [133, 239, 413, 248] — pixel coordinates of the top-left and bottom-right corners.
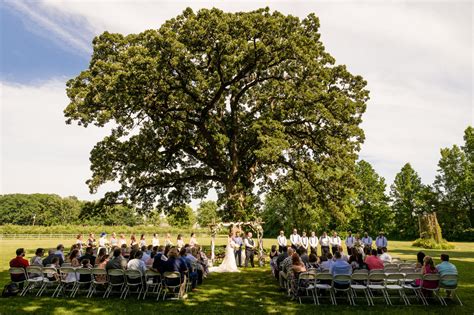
[209, 237, 240, 273]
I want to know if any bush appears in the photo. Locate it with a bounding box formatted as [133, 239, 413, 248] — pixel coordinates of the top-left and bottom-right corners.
[412, 238, 455, 250]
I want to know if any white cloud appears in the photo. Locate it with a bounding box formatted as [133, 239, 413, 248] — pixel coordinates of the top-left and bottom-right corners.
[1, 0, 472, 203]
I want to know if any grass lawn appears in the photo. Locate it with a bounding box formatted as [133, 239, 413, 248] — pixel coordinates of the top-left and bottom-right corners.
[0, 238, 472, 314]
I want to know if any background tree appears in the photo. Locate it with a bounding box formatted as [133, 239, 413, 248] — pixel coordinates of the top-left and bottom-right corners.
[166, 205, 196, 228]
[390, 163, 426, 239]
[351, 160, 393, 235]
[196, 201, 218, 227]
[79, 200, 143, 226]
[434, 126, 474, 239]
[64, 7, 369, 220]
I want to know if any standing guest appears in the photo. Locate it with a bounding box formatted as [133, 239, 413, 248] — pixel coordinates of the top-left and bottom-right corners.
[319, 232, 330, 256]
[87, 233, 96, 249]
[375, 232, 388, 252]
[130, 234, 138, 247]
[10, 248, 29, 284]
[365, 249, 384, 271]
[110, 232, 118, 247]
[436, 254, 458, 288]
[379, 247, 392, 263]
[244, 232, 256, 267]
[30, 248, 45, 266]
[118, 234, 127, 247]
[176, 234, 185, 250]
[139, 234, 147, 248]
[362, 232, 373, 254]
[42, 249, 64, 267]
[76, 234, 84, 255]
[55, 244, 65, 261]
[152, 233, 160, 247]
[345, 231, 355, 256]
[354, 234, 364, 255]
[98, 233, 108, 253]
[290, 229, 301, 249]
[80, 246, 97, 266]
[330, 232, 341, 255]
[301, 232, 309, 253]
[416, 251, 426, 269]
[330, 251, 352, 289]
[277, 231, 287, 253]
[421, 256, 439, 293]
[233, 232, 243, 267]
[309, 232, 319, 256]
[165, 233, 173, 246]
[189, 233, 198, 247]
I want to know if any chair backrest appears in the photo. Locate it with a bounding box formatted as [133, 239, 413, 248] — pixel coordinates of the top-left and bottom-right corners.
[146, 269, 161, 277]
[368, 273, 385, 282]
[26, 266, 42, 277]
[423, 273, 440, 281]
[400, 268, 416, 274]
[333, 274, 352, 284]
[384, 267, 399, 273]
[315, 272, 333, 281]
[384, 263, 398, 268]
[369, 269, 384, 274]
[9, 267, 26, 279]
[62, 263, 72, 267]
[92, 268, 108, 275]
[351, 273, 369, 281]
[125, 269, 142, 279]
[353, 269, 368, 274]
[298, 272, 316, 280]
[399, 263, 414, 268]
[60, 267, 76, 274]
[440, 274, 458, 287]
[405, 273, 422, 281]
[385, 273, 404, 282]
[163, 271, 181, 286]
[108, 269, 125, 276]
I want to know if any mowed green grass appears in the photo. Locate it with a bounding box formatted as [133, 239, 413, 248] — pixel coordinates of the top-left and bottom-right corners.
[0, 238, 472, 314]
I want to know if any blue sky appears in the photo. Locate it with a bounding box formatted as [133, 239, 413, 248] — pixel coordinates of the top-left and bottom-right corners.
[0, 0, 472, 208]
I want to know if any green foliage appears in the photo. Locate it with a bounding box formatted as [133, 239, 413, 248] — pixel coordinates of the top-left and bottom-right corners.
[79, 200, 143, 226]
[196, 201, 219, 227]
[434, 126, 474, 240]
[166, 205, 196, 228]
[412, 238, 454, 250]
[352, 160, 393, 235]
[64, 7, 369, 220]
[390, 163, 428, 239]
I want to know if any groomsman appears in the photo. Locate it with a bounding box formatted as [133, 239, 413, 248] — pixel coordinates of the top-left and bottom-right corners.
[319, 232, 330, 256]
[233, 232, 243, 267]
[301, 232, 309, 253]
[330, 232, 341, 255]
[309, 231, 319, 255]
[362, 232, 373, 253]
[290, 229, 301, 249]
[376, 232, 388, 253]
[244, 232, 255, 267]
[277, 231, 287, 253]
[345, 231, 355, 255]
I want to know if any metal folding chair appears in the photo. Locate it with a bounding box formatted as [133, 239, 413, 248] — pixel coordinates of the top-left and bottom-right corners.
[350, 272, 373, 306]
[105, 269, 126, 298]
[143, 269, 162, 300]
[422, 273, 444, 305]
[367, 273, 389, 305]
[332, 275, 353, 305]
[72, 268, 92, 297]
[162, 271, 183, 300]
[385, 273, 409, 305]
[296, 271, 316, 304]
[87, 268, 108, 298]
[123, 269, 144, 299]
[56, 267, 77, 297]
[439, 274, 462, 306]
[37, 267, 61, 297]
[314, 272, 334, 305]
[402, 273, 427, 305]
[8, 267, 28, 294]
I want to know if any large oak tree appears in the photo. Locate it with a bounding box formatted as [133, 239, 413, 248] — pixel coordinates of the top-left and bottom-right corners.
[65, 8, 369, 220]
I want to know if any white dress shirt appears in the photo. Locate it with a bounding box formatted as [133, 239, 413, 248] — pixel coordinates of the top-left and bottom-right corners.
[290, 234, 301, 246]
[119, 238, 127, 246]
[277, 235, 287, 247]
[345, 236, 355, 248]
[127, 258, 146, 275]
[309, 236, 319, 248]
[244, 238, 255, 248]
[152, 237, 160, 247]
[330, 236, 341, 247]
[301, 236, 309, 249]
[99, 237, 107, 247]
[319, 236, 330, 247]
[380, 253, 392, 263]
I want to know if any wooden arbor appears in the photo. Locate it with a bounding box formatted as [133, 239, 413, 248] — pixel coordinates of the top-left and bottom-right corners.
[208, 218, 265, 266]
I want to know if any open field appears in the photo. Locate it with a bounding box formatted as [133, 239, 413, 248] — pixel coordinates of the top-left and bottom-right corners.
[0, 238, 472, 314]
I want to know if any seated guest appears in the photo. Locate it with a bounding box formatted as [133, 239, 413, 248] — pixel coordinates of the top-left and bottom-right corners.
[55, 244, 65, 261]
[269, 245, 279, 260]
[46, 257, 61, 281]
[162, 247, 187, 284]
[106, 248, 127, 271]
[96, 248, 107, 265]
[320, 255, 333, 272]
[196, 246, 209, 276]
[365, 249, 384, 270]
[191, 247, 204, 285]
[379, 247, 392, 263]
[416, 251, 426, 269]
[152, 246, 168, 274]
[297, 246, 309, 265]
[421, 256, 439, 293]
[30, 248, 45, 266]
[349, 251, 366, 270]
[42, 248, 64, 267]
[276, 246, 289, 271]
[307, 253, 320, 270]
[127, 251, 147, 275]
[141, 245, 151, 263]
[10, 248, 29, 284]
[330, 251, 352, 289]
[180, 247, 198, 289]
[291, 253, 307, 277]
[97, 254, 109, 269]
[279, 248, 294, 288]
[69, 249, 81, 267]
[337, 246, 349, 262]
[80, 247, 96, 266]
[436, 254, 457, 288]
[79, 259, 93, 283]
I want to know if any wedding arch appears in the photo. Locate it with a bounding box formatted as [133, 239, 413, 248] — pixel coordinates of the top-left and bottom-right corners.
[208, 218, 265, 266]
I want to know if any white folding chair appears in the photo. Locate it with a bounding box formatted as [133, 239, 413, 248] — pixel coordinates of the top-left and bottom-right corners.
[22, 266, 44, 296]
[162, 271, 183, 300]
[37, 267, 61, 297]
[367, 273, 389, 305]
[72, 268, 92, 297]
[56, 267, 77, 297]
[385, 273, 409, 305]
[143, 269, 162, 300]
[332, 274, 353, 305]
[123, 269, 144, 299]
[314, 272, 334, 305]
[87, 268, 108, 298]
[8, 267, 27, 294]
[350, 272, 373, 306]
[402, 273, 427, 305]
[296, 272, 316, 304]
[439, 274, 462, 306]
[422, 274, 444, 305]
[105, 269, 126, 298]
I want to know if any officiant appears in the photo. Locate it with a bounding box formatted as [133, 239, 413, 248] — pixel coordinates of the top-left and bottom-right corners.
[233, 232, 243, 267]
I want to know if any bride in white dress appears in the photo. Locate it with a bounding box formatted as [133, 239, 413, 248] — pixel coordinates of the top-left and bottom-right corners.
[209, 232, 240, 273]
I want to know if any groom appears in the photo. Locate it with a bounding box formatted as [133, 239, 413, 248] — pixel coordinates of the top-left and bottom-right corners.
[244, 231, 255, 267]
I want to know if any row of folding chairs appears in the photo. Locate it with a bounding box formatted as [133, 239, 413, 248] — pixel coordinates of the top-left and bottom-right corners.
[9, 266, 186, 301]
[292, 270, 462, 306]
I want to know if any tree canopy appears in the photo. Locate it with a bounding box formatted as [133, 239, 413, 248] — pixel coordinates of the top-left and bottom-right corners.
[64, 7, 369, 220]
